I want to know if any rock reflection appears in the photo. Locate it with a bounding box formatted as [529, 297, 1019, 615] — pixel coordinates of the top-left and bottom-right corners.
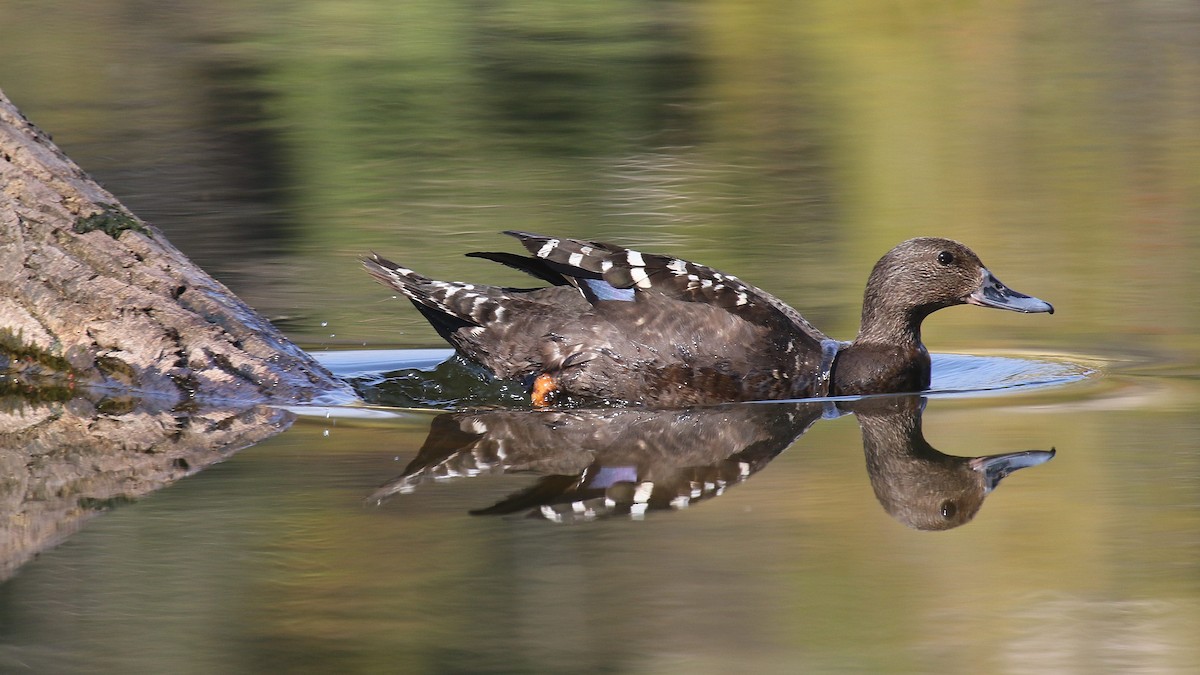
[0, 393, 292, 580]
[374, 395, 1054, 528]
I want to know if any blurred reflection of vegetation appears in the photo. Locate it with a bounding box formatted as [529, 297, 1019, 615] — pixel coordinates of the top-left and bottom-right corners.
[261, 0, 837, 259]
[228, 1, 1199, 356]
[2, 1, 1197, 358]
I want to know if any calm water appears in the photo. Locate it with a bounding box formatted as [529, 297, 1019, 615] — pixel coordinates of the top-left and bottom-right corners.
[3, 1, 1200, 672]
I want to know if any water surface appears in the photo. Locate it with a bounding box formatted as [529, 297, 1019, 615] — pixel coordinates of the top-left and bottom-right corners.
[2, 1, 1200, 672]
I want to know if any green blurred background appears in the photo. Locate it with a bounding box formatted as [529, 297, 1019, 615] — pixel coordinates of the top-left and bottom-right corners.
[4, 0, 1197, 360]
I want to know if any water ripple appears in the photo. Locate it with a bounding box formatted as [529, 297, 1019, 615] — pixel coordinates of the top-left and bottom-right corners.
[317, 349, 1094, 410]
[929, 353, 1094, 397]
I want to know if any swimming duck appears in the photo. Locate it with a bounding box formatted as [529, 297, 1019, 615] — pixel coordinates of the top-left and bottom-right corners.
[364, 231, 1052, 406]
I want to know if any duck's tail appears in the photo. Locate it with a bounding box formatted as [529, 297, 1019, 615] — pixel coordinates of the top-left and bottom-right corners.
[363, 253, 511, 338]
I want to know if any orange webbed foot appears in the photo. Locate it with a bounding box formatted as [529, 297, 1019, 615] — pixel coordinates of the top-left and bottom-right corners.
[531, 373, 557, 407]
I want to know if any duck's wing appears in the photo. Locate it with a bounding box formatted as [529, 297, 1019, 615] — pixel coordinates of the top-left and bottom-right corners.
[501, 230, 831, 344]
[466, 237, 631, 301]
[463, 251, 573, 288]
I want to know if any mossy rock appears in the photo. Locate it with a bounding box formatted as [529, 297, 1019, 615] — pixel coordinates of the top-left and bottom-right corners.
[74, 204, 150, 239]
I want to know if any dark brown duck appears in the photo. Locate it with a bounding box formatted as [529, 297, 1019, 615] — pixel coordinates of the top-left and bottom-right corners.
[365, 232, 1053, 406]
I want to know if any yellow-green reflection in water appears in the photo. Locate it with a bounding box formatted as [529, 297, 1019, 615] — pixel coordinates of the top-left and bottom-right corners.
[1, 0, 1199, 672]
[3, 376, 1198, 673]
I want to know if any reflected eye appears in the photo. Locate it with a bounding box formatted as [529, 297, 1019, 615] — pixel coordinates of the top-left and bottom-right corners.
[940, 500, 957, 519]
[937, 251, 954, 266]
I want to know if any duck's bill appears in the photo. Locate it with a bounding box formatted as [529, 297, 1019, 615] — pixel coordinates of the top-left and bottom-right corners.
[967, 270, 1055, 314]
[970, 449, 1056, 492]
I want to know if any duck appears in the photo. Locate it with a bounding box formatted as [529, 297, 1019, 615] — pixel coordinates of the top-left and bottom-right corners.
[364, 231, 1053, 406]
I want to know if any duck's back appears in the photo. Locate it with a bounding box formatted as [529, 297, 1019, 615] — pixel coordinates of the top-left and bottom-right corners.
[367, 231, 834, 405]
[526, 289, 829, 404]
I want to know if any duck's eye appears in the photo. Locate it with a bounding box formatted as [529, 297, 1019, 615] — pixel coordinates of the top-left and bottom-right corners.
[940, 500, 957, 519]
[936, 251, 954, 266]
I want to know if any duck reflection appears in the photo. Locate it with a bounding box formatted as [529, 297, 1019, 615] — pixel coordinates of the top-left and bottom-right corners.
[373, 395, 1054, 529]
[847, 396, 1055, 530]
[371, 403, 824, 521]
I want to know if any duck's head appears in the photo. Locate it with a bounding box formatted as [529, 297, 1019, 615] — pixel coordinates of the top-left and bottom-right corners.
[858, 238, 1053, 342]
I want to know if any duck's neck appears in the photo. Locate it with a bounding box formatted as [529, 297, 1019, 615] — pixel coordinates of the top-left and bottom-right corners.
[828, 303, 931, 396]
[831, 340, 931, 396]
[854, 299, 925, 348]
